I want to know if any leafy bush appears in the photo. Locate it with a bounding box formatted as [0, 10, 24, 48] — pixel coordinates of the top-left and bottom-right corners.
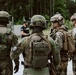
[16, 19, 23, 25]
[65, 20, 73, 29]
[43, 14, 50, 21]
[43, 14, 51, 29]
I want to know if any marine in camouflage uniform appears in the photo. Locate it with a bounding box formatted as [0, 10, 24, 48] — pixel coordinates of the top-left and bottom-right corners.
[10, 15, 60, 75]
[70, 13, 76, 75]
[0, 11, 19, 75]
[50, 13, 68, 75]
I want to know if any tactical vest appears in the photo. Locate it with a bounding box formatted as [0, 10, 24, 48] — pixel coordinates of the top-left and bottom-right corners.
[0, 32, 12, 59]
[25, 34, 51, 68]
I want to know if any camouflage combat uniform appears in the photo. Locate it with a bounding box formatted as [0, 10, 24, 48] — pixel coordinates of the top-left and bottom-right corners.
[50, 13, 68, 75]
[10, 15, 60, 75]
[53, 28, 68, 75]
[70, 13, 76, 75]
[0, 11, 19, 75]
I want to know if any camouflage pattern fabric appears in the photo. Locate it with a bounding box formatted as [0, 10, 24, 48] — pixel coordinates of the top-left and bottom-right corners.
[50, 12, 64, 25]
[70, 13, 76, 21]
[71, 28, 76, 74]
[52, 28, 68, 75]
[70, 13, 76, 74]
[0, 11, 10, 18]
[0, 59, 13, 75]
[23, 67, 49, 75]
[72, 28, 76, 40]
[0, 28, 19, 75]
[10, 32, 60, 75]
[30, 15, 46, 29]
[57, 62, 67, 75]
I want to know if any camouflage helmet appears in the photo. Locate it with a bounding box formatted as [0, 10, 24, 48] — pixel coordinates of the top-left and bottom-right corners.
[70, 13, 76, 21]
[0, 11, 10, 25]
[50, 12, 64, 25]
[30, 15, 46, 29]
[0, 11, 10, 18]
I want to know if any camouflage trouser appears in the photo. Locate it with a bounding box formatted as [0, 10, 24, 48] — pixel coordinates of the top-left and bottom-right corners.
[72, 55, 76, 75]
[0, 58, 13, 75]
[23, 67, 50, 75]
[57, 62, 68, 75]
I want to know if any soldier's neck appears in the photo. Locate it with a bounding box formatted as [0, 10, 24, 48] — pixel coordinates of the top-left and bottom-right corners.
[32, 28, 43, 33]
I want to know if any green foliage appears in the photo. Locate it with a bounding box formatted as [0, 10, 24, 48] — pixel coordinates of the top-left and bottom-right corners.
[43, 14, 50, 21]
[26, 0, 33, 11]
[43, 14, 51, 29]
[66, 0, 76, 16]
[65, 20, 73, 29]
[54, 0, 69, 19]
[16, 19, 23, 25]
[0, 0, 76, 24]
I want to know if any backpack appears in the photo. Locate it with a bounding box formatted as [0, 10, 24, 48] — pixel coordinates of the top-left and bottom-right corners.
[25, 34, 51, 68]
[59, 29, 75, 53]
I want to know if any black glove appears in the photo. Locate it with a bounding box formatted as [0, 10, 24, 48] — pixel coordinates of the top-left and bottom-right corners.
[14, 65, 19, 73]
[14, 57, 19, 73]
